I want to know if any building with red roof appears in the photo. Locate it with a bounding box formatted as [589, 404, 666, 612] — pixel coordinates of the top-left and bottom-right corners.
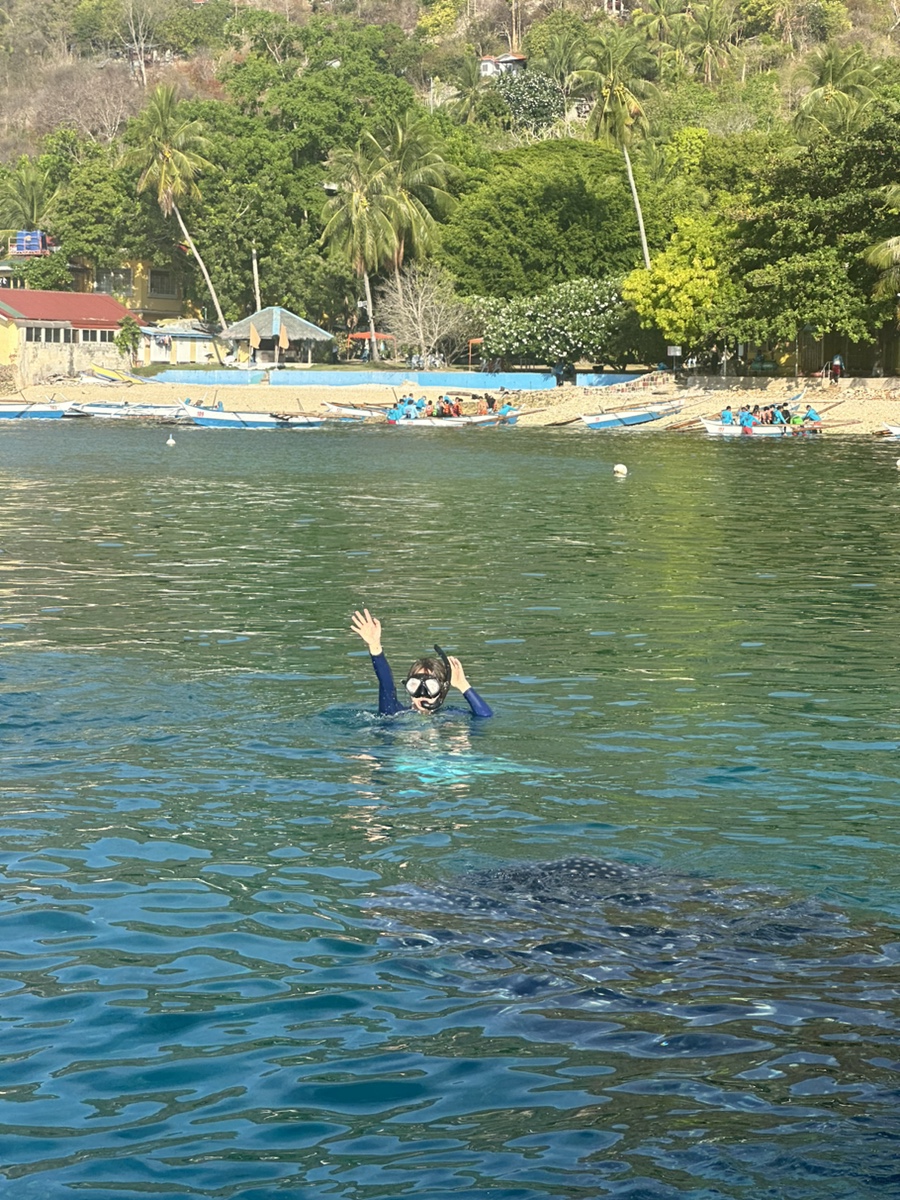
[0, 290, 132, 386]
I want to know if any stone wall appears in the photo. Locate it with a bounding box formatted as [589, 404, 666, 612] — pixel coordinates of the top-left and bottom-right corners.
[11, 340, 125, 387]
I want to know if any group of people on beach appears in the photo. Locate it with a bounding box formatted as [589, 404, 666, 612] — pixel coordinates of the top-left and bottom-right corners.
[721, 402, 822, 430]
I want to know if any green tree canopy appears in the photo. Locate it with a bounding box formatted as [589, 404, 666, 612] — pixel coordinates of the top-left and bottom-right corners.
[439, 141, 642, 298]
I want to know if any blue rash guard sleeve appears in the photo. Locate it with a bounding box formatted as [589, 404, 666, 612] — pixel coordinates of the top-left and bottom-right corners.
[371, 652, 407, 716]
[463, 688, 493, 718]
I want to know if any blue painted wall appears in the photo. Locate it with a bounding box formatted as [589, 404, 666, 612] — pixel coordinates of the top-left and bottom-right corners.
[575, 373, 645, 388]
[156, 370, 266, 386]
[269, 370, 557, 390]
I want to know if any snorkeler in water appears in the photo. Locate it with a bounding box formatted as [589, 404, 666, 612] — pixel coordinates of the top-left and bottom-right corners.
[351, 609, 493, 718]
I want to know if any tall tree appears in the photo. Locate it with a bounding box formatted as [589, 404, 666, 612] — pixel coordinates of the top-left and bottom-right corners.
[866, 185, 900, 300]
[449, 58, 489, 125]
[365, 113, 454, 289]
[581, 26, 655, 269]
[687, 0, 738, 86]
[122, 84, 227, 330]
[321, 144, 395, 360]
[793, 45, 877, 141]
[0, 159, 60, 236]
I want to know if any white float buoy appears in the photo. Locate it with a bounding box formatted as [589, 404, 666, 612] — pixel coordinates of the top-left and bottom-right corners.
[613, 463, 628, 477]
[166, 434, 176, 447]
[896, 457, 900, 469]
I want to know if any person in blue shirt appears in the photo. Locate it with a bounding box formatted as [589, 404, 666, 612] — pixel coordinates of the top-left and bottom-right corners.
[386, 405, 402, 423]
[738, 406, 757, 433]
[497, 402, 516, 418]
[721, 406, 734, 425]
[351, 609, 493, 718]
[805, 404, 822, 424]
[415, 396, 427, 412]
[403, 398, 419, 420]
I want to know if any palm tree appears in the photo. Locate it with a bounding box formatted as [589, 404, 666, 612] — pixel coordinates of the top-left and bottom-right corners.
[0, 159, 60, 238]
[449, 58, 489, 125]
[530, 27, 593, 98]
[321, 144, 396, 361]
[866, 185, 900, 299]
[687, 0, 738, 86]
[580, 26, 655, 269]
[793, 45, 876, 141]
[122, 85, 227, 331]
[632, 0, 687, 64]
[365, 114, 454, 290]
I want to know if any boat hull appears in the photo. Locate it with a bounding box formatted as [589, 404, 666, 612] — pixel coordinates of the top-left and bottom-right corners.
[579, 404, 680, 429]
[883, 424, 900, 437]
[700, 418, 821, 437]
[0, 403, 69, 419]
[179, 403, 324, 429]
[389, 409, 519, 427]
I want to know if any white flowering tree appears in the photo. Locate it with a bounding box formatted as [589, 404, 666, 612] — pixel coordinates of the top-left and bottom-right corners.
[473, 277, 629, 364]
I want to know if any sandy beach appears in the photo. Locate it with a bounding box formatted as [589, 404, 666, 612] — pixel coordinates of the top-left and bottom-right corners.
[19, 374, 900, 434]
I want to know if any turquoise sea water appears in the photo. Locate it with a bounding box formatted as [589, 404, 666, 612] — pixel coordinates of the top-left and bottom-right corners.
[0, 421, 898, 1199]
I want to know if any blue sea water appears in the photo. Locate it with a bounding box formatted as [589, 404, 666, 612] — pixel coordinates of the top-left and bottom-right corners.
[0, 421, 898, 1198]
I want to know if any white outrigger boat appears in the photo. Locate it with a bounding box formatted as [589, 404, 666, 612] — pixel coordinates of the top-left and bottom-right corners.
[322, 401, 388, 420]
[388, 411, 519, 428]
[579, 402, 681, 430]
[68, 400, 188, 421]
[0, 398, 76, 420]
[178, 400, 324, 429]
[883, 424, 900, 438]
[700, 417, 822, 438]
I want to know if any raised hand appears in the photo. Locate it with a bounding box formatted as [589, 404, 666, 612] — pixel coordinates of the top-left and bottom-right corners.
[351, 608, 382, 656]
[447, 655, 470, 693]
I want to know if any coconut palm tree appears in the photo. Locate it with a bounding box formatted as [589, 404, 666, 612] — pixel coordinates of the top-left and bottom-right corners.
[793, 44, 877, 141]
[321, 144, 396, 361]
[530, 27, 593, 98]
[687, 0, 738, 86]
[365, 113, 455, 290]
[0, 158, 60, 238]
[866, 185, 900, 300]
[580, 25, 655, 269]
[122, 84, 227, 331]
[449, 58, 489, 125]
[632, 0, 687, 64]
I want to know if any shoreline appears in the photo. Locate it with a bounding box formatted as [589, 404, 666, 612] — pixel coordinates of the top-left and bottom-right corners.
[18, 376, 900, 435]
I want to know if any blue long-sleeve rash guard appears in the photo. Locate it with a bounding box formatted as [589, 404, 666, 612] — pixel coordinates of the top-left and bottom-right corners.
[371, 652, 493, 718]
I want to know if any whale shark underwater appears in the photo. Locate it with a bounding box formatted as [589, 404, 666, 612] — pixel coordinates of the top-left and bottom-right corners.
[367, 856, 900, 1017]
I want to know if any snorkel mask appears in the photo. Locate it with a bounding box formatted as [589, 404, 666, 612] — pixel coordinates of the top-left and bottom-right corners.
[404, 645, 452, 712]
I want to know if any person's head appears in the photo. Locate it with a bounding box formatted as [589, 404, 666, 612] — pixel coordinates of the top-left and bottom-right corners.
[404, 645, 451, 713]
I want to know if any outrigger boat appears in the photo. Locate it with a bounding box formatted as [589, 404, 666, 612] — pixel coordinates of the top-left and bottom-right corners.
[322, 401, 387, 420]
[0, 398, 75, 419]
[388, 411, 519, 428]
[178, 400, 324, 429]
[700, 417, 821, 438]
[579, 401, 681, 430]
[68, 401, 187, 421]
[883, 424, 900, 438]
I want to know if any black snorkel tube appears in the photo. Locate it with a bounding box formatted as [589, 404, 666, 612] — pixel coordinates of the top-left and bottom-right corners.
[433, 644, 451, 674]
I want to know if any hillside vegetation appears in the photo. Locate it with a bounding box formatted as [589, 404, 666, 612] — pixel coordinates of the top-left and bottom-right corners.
[2, 0, 900, 366]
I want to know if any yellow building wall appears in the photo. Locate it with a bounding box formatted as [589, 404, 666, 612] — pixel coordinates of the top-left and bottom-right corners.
[0, 320, 20, 366]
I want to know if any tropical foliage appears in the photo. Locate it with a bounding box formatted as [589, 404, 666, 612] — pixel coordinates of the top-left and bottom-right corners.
[2, 0, 900, 367]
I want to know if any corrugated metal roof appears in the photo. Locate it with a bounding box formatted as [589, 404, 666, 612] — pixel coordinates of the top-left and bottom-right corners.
[0, 290, 132, 328]
[223, 306, 333, 343]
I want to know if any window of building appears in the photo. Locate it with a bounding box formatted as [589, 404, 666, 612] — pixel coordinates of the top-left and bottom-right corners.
[96, 268, 133, 297]
[80, 329, 98, 342]
[45, 327, 61, 343]
[25, 326, 40, 341]
[149, 269, 177, 298]
[99, 329, 116, 343]
[63, 328, 74, 343]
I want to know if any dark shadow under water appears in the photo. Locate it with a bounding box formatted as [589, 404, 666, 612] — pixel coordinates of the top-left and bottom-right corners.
[365, 857, 900, 1199]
